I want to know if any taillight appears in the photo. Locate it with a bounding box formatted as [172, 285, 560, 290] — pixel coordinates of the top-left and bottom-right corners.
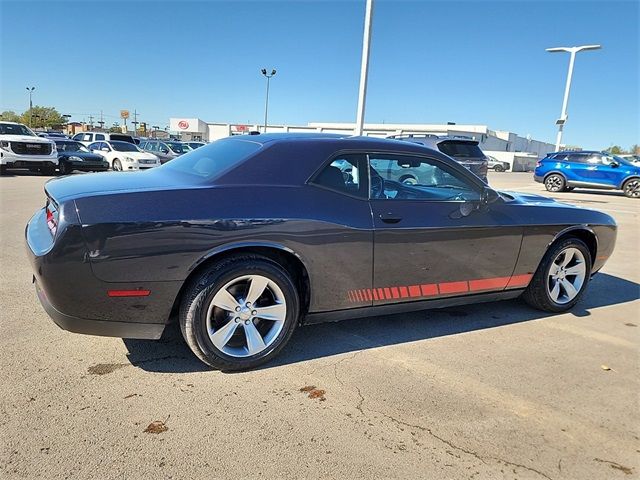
[45, 204, 58, 236]
[536, 161, 542, 168]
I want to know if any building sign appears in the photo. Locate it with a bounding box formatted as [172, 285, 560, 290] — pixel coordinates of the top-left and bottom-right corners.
[178, 120, 190, 130]
[120, 110, 130, 120]
[231, 124, 249, 133]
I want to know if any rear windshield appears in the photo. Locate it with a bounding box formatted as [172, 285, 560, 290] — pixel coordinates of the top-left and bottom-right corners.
[438, 141, 485, 158]
[161, 138, 262, 180]
[0, 123, 35, 136]
[111, 141, 140, 152]
[109, 134, 135, 144]
[165, 142, 190, 154]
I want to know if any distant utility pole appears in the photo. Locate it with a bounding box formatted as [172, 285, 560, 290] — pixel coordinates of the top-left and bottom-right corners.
[88, 115, 94, 128]
[355, 0, 374, 136]
[260, 69, 276, 133]
[132, 109, 139, 134]
[546, 44, 601, 151]
[26, 86, 35, 127]
[97, 110, 105, 129]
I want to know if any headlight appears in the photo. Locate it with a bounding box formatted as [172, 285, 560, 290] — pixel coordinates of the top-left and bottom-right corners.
[68, 156, 83, 162]
[0, 141, 9, 149]
[123, 156, 135, 162]
[51, 143, 56, 152]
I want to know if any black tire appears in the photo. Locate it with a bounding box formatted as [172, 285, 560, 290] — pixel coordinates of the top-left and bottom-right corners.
[565, 186, 575, 192]
[112, 159, 122, 171]
[522, 237, 592, 313]
[544, 173, 565, 192]
[622, 178, 640, 198]
[179, 255, 300, 371]
[494, 165, 504, 172]
[0, 165, 6, 176]
[58, 162, 70, 175]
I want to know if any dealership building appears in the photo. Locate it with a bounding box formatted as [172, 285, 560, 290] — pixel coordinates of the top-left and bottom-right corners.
[169, 118, 556, 169]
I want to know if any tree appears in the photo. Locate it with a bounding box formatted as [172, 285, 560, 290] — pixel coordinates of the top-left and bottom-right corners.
[19, 106, 66, 129]
[606, 145, 624, 155]
[630, 144, 640, 155]
[0, 110, 21, 122]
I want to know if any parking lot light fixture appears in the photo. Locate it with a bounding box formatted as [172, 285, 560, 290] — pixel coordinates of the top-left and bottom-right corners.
[546, 44, 601, 150]
[26, 87, 35, 127]
[355, 0, 374, 137]
[261, 68, 276, 133]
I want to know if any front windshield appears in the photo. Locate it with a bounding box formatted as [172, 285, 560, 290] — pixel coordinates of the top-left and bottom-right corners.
[165, 142, 189, 154]
[611, 154, 635, 166]
[111, 141, 140, 152]
[55, 141, 89, 153]
[161, 138, 262, 179]
[0, 123, 35, 136]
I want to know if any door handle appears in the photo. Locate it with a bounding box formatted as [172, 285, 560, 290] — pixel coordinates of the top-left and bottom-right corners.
[379, 213, 402, 224]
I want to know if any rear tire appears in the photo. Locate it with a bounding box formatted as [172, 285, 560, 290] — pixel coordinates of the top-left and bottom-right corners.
[622, 178, 640, 198]
[179, 255, 300, 371]
[522, 237, 592, 313]
[544, 173, 565, 192]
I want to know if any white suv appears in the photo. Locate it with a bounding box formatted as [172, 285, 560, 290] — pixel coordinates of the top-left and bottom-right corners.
[0, 122, 58, 175]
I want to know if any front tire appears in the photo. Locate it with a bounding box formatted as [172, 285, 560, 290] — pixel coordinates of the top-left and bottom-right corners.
[494, 165, 504, 172]
[622, 178, 640, 198]
[112, 159, 122, 171]
[0, 165, 6, 176]
[522, 237, 591, 313]
[544, 173, 565, 193]
[179, 255, 300, 371]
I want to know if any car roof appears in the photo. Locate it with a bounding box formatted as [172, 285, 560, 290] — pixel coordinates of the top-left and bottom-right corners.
[548, 150, 600, 155]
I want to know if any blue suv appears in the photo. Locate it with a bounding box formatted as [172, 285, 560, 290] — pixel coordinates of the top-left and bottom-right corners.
[534, 151, 640, 198]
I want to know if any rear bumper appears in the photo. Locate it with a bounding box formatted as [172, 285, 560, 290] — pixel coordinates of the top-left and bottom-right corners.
[34, 279, 164, 339]
[534, 174, 544, 183]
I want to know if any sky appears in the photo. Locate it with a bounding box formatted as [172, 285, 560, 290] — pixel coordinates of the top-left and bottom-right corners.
[1, 0, 638, 149]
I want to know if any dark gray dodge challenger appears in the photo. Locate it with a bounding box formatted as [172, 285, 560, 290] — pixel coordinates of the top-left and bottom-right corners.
[26, 134, 617, 370]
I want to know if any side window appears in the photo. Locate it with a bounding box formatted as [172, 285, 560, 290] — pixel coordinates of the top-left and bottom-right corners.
[311, 154, 368, 198]
[95, 134, 105, 141]
[369, 154, 481, 201]
[72, 133, 83, 141]
[83, 133, 93, 142]
[568, 154, 588, 163]
[87, 142, 100, 151]
[139, 141, 147, 150]
[147, 142, 157, 152]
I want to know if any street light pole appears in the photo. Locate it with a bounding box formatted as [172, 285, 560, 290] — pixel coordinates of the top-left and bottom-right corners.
[546, 44, 601, 151]
[261, 68, 276, 133]
[26, 87, 35, 127]
[355, 0, 374, 136]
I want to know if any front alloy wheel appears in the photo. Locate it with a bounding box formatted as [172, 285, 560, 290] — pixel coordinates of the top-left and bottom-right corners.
[623, 179, 640, 198]
[180, 255, 299, 371]
[547, 247, 587, 305]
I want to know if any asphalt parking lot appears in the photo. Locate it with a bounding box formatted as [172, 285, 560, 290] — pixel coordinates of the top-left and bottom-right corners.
[1, 171, 638, 480]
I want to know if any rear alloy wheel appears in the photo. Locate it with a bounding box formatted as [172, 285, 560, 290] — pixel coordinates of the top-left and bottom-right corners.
[622, 178, 640, 198]
[544, 174, 565, 193]
[112, 159, 122, 171]
[523, 237, 591, 312]
[179, 255, 299, 371]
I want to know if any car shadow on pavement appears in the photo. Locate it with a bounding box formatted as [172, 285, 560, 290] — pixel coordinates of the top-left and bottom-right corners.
[122, 272, 639, 373]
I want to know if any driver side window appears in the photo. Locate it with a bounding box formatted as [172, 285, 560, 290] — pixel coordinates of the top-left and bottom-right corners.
[369, 154, 480, 201]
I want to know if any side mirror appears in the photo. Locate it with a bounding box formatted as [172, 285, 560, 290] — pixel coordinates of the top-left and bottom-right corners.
[610, 161, 619, 168]
[481, 186, 500, 205]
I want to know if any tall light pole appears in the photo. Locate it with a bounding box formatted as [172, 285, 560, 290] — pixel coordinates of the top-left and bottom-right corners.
[26, 87, 35, 127]
[546, 44, 601, 151]
[355, 0, 374, 136]
[261, 68, 276, 133]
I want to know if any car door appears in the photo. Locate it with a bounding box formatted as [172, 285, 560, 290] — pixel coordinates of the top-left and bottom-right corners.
[580, 153, 622, 187]
[368, 153, 523, 304]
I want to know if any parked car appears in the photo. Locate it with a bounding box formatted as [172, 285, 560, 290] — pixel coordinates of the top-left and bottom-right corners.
[388, 135, 489, 182]
[139, 140, 191, 164]
[184, 141, 206, 149]
[38, 132, 69, 139]
[72, 132, 136, 147]
[487, 155, 510, 172]
[0, 121, 58, 175]
[534, 151, 640, 198]
[619, 154, 640, 166]
[88, 140, 160, 171]
[26, 134, 616, 370]
[55, 140, 109, 175]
